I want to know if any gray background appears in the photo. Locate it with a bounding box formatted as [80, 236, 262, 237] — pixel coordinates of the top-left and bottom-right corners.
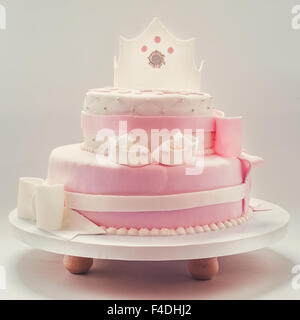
[0, 0, 300, 300]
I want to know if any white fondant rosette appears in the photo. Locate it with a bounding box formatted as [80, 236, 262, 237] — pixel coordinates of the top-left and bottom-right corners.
[95, 131, 203, 167]
[95, 133, 151, 167]
[151, 131, 201, 166]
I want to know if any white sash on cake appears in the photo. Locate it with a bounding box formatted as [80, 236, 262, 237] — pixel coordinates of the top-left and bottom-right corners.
[17, 176, 248, 232]
[65, 184, 246, 213]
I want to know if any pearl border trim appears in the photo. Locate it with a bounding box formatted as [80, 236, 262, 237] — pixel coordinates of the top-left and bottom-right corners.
[98, 208, 253, 236]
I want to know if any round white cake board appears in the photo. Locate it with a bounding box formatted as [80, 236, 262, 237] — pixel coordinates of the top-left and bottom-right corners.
[9, 199, 289, 261]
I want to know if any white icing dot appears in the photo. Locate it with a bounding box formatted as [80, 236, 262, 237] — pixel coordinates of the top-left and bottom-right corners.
[210, 223, 218, 231]
[160, 228, 169, 236]
[240, 217, 246, 223]
[128, 228, 138, 236]
[203, 225, 211, 232]
[230, 219, 238, 226]
[106, 227, 117, 234]
[169, 229, 177, 236]
[150, 228, 160, 236]
[224, 221, 232, 228]
[237, 218, 243, 225]
[195, 226, 204, 233]
[116, 228, 127, 235]
[176, 227, 186, 235]
[217, 222, 226, 229]
[186, 227, 195, 234]
[139, 228, 149, 236]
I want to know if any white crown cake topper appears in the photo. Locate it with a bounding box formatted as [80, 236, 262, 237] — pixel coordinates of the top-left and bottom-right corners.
[114, 17, 203, 90]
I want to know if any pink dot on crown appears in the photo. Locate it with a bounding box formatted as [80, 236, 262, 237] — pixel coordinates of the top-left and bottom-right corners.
[168, 47, 174, 54]
[141, 45, 147, 52]
[154, 36, 161, 43]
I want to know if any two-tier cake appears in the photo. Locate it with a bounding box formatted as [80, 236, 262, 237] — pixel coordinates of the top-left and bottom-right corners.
[17, 18, 263, 236]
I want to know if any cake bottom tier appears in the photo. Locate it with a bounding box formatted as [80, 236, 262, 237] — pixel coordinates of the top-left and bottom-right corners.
[48, 144, 252, 234]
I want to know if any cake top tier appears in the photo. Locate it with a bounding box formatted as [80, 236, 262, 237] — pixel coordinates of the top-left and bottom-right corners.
[84, 87, 213, 116]
[84, 19, 212, 116]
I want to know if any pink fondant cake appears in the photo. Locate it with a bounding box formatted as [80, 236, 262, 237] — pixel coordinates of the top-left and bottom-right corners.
[17, 19, 264, 236]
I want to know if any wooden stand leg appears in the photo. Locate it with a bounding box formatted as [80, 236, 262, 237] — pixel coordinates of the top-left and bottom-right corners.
[187, 257, 219, 280]
[63, 255, 93, 274]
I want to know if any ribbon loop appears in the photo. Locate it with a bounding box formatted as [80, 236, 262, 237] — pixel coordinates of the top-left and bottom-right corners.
[17, 177, 44, 220]
[17, 177, 65, 231]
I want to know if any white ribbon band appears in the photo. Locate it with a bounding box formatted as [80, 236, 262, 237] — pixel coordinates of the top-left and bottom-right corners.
[18, 177, 246, 232]
[65, 183, 246, 213]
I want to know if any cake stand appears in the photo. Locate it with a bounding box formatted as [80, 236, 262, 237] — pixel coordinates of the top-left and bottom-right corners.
[9, 199, 289, 280]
